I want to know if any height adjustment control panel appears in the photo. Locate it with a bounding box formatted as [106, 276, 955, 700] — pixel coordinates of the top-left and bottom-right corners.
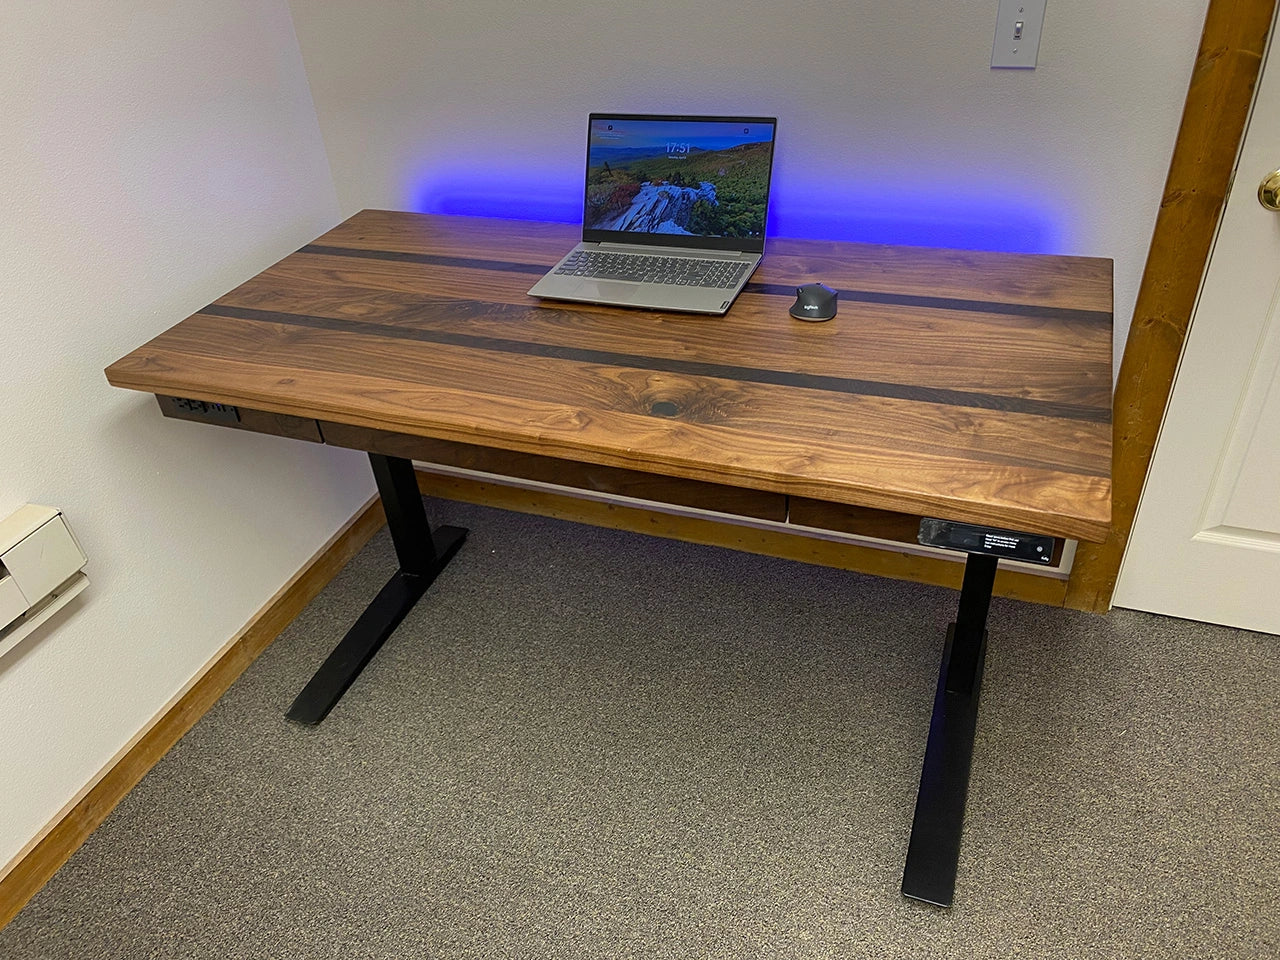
[918, 518, 1056, 564]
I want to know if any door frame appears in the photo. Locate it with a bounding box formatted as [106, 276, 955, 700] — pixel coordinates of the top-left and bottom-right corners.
[1065, 0, 1279, 611]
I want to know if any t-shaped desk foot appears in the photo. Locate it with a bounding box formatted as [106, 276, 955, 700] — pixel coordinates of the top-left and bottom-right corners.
[287, 453, 466, 726]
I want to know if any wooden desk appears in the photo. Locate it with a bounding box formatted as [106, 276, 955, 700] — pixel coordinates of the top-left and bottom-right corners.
[105, 210, 1113, 907]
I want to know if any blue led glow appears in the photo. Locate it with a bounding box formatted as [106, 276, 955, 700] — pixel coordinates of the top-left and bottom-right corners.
[769, 183, 1061, 253]
[410, 167, 1061, 255]
[414, 171, 580, 224]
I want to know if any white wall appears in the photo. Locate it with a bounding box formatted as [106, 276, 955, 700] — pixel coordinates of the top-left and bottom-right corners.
[286, 0, 1210, 363]
[0, 3, 370, 870]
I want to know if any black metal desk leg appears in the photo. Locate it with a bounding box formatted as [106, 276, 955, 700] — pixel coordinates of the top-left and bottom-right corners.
[901, 552, 998, 907]
[286, 454, 467, 726]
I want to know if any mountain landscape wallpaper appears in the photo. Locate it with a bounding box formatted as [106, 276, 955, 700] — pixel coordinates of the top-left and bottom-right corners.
[583, 120, 774, 238]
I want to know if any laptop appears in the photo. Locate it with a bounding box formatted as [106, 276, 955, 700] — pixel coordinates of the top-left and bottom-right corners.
[528, 113, 778, 315]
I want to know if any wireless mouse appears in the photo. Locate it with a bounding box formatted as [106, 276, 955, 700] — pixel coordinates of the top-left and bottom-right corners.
[789, 282, 837, 321]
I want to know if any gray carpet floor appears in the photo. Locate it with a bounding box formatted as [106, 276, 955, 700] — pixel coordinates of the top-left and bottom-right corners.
[2, 499, 1277, 959]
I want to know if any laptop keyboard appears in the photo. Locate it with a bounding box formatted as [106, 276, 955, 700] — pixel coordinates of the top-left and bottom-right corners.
[555, 250, 750, 289]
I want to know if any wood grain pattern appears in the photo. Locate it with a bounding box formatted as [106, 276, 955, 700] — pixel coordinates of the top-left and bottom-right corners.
[1065, 0, 1277, 609]
[106, 210, 1112, 541]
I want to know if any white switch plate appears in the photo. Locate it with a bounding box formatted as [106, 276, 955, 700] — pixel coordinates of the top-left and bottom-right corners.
[992, 0, 1047, 69]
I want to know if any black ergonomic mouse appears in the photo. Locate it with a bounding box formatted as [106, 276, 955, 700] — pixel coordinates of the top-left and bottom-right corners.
[789, 282, 838, 321]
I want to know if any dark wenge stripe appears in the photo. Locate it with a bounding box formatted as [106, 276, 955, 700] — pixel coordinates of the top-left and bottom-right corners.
[298, 244, 1112, 325]
[748, 283, 1110, 325]
[302, 245, 541, 276]
[201, 303, 1111, 426]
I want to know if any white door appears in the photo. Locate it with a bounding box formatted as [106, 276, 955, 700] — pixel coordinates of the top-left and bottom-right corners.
[1115, 24, 1280, 635]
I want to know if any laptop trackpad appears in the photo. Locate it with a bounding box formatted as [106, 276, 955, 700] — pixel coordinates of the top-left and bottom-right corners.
[579, 280, 642, 303]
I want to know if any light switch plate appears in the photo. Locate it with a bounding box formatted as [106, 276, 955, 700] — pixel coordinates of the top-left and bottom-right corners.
[992, 0, 1047, 69]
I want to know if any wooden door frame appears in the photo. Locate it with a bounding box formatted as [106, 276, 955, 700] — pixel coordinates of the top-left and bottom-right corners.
[1065, 0, 1278, 611]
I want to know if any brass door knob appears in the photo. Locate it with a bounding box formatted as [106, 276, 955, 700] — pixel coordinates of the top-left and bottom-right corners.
[1259, 170, 1280, 211]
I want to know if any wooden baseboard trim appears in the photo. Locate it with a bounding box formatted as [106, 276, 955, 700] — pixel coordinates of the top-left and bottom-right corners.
[0, 495, 385, 931]
[416, 470, 1070, 607]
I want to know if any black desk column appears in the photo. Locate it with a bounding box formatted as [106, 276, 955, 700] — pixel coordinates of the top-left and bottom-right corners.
[901, 551, 998, 907]
[287, 454, 467, 725]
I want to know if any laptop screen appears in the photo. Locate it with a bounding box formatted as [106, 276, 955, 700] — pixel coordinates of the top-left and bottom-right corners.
[581, 114, 777, 253]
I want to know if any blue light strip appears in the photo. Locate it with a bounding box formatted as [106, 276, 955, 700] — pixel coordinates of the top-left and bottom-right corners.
[410, 167, 1061, 254]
